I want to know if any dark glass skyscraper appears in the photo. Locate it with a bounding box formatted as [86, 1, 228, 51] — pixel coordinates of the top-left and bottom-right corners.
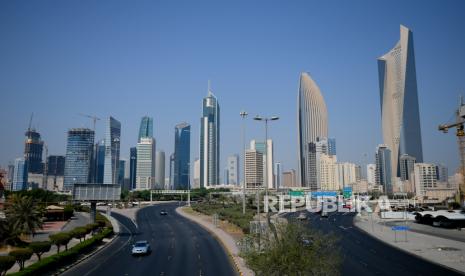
[375, 145, 392, 194]
[200, 88, 220, 187]
[24, 128, 44, 174]
[47, 155, 65, 176]
[173, 123, 191, 189]
[94, 140, 105, 183]
[130, 147, 137, 190]
[104, 117, 121, 184]
[138, 116, 153, 142]
[63, 128, 95, 191]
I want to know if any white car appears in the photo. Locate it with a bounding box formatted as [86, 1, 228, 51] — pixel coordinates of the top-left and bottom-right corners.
[297, 213, 307, 220]
[132, 241, 151, 255]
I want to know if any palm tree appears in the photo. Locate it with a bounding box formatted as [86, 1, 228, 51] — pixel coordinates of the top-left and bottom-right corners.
[5, 195, 44, 239]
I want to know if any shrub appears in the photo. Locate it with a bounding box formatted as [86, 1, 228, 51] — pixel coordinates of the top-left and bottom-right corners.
[29, 241, 52, 261]
[0, 255, 15, 276]
[9, 248, 33, 271]
[63, 205, 74, 220]
[71, 227, 87, 242]
[49, 232, 72, 253]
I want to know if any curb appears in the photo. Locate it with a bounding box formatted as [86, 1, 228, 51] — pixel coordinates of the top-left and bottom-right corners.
[176, 207, 253, 276]
[353, 216, 465, 275]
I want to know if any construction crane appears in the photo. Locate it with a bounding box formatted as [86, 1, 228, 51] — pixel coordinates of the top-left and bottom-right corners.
[79, 113, 101, 132]
[438, 97, 465, 207]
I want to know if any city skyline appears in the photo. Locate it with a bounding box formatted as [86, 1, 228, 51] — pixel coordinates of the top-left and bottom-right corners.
[1, 1, 464, 177]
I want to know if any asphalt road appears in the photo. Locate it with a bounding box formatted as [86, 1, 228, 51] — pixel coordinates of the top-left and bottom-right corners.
[62, 203, 236, 276]
[287, 211, 463, 276]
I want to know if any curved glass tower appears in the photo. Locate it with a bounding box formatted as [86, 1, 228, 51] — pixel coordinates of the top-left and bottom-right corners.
[297, 72, 328, 188]
[377, 25, 423, 182]
[174, 122, 191, 189]
[138, 116, 153, 142]
[200, 88, 220, 187]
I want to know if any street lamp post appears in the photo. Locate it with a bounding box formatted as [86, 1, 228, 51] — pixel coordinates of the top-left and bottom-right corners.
[240, 111, 248, 215]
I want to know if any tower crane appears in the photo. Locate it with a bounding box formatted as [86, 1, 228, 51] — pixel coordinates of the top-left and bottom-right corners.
[438, 97, 465, 207]
[79, 113, 101, 132]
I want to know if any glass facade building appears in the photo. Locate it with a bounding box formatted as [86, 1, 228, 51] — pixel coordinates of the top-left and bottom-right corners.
[103, 117, 121, 184]
[47, 155, 65, 176]
[174, 123, 191, 189]
[12, 158, 28, 191]
[138, 116, 153, 142]
[378, 25, 423, 180]
[63, 128, 95, 191]
[24, 129, 44, 174]
[375, 145, 392, 194]
[130, 147, 137, 190]
[200, 89, 220, 187]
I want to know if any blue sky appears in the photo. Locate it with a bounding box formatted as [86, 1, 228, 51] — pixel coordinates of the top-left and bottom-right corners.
[1, 0, 464, 177]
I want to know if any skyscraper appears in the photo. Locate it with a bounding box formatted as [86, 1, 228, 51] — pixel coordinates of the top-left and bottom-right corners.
[274, 162, 282, 189]
[227, 154, 239, 186]
[94, 140, 105, 184]
[135, 137, 156, 190]
[367, 164, 376, 185]
[250, 140, 274, 188]
[47, 155, 65, 176]
[24, 128, 44, 174]
[155, 151, 165, 189]
[169, 153, 175, 190]
[378, 25, 423, 181]
[328, 138, 336, 156]
[375, 145, 392, 194]
[193, 158, 200, 189]
[245, 149, 263, 188]
[435, 164, 448, 183]
[138, 116, 153, 142]
[174, 123, 191, 190]
[129, 147, 137, 190]
[12, 158, 28, 191]
[103, 117, 121, 184]
[298, 72, 328, 187]
[200, 87, 220, 187]
[307, 137, 330, 191]
[63, 128, 95, 191]
[399, 154, 416, 181]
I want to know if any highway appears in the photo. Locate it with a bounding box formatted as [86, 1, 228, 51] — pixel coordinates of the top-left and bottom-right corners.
[287, 211, 463, 276]
[62, 203, 236, 276]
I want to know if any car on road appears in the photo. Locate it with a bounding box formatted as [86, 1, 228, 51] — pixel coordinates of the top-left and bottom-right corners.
[160, 210, 168, 215]
[321, 211, 328, 218]
[132, 241, 151, 255]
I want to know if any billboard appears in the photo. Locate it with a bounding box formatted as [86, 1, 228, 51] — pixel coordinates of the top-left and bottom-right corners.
[73, 184, 121, 201]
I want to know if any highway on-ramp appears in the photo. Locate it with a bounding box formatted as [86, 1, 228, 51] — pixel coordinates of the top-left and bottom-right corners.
[62, 203, 236, 276]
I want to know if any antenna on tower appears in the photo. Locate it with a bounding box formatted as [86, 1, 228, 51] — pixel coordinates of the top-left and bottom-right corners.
[208, 80, 212, 95]
[28, 113, 34, 131]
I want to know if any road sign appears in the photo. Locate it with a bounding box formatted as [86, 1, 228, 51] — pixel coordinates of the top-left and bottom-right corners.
[391, 225, 409, 231]
[289, 190, 305, 197]
[343, 187, 352, 199]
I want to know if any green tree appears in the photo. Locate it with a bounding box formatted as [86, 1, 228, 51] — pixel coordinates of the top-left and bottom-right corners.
[5, 194, 44, 238]
[0, 255, 15, 276]
[71, 227, 88, 242]
[243, 222, 341, 276]
[29, 241, 52, 261]
[49, 232, 72, 253]
[9, 248, 33, 271]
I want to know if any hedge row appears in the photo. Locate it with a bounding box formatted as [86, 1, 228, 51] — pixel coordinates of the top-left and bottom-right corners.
[8, 228, 113, 276]
[192, 203, 255, 233]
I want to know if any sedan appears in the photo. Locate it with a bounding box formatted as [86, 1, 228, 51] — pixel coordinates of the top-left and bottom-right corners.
[132, 241, 151, 256]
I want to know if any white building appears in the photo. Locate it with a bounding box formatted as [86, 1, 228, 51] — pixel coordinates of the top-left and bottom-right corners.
[245, 149, 263, 188]
[193, 158, 200, 189]
[227, 154, 239, 186]
[250, 140, 274, 189]
[413, 163, 437, 197]
[336, 162, 357, 188]
[319, 154, 338, 191]
[136, 137, 156, 190]
[367, 164, 376, 185]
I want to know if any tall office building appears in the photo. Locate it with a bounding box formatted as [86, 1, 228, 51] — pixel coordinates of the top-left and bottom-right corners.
[399, 154, 416, 181]
[103, 117, 121, 184]
[169, 153, 175, 190]
[378, 25, 423, 181]
[24, 128, 44, 174]
[413, 163, 437, 197]
[193, 158, 200, 189]
[12, 158, 28, 191]
[250, 140, 274, 188]
[298, 72, 328, 187]
[155, 151, 165, 189]
[200, 88, 220, 187]
[245, 149, 263, 188]
[118, 159, 126, 185]
[138, 116, 153, 142]
[7, 164, 15, 190]
[367, 164, 376, 185]
[274, 162, 282, 189]
[130, 147, 137, 190]
[94, 140, 105, 183]
[227, 155, 239, 186]
[307, 138, 329, 191]
[375, 145, 392, 194]
[135, 137, 156, 190]
[328, 138, 336, 156]
[63, 128, 95, 191]
[336, 162, 358, 188]
[320, 154, 338, 191]
[174, 123, 191, 189]
[47, 156, 65, 176]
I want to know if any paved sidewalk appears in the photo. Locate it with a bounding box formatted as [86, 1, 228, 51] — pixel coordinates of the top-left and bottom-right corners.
[176, 206, 255, 276]
[355, 213, 465, 273]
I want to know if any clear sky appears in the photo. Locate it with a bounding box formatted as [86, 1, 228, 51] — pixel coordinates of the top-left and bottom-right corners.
[1, 0, 464, 178]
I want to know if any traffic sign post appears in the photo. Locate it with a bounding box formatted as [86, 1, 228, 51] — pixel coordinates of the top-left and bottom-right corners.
[391, 225, 409, 242]
[343, 187, 353, 199]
